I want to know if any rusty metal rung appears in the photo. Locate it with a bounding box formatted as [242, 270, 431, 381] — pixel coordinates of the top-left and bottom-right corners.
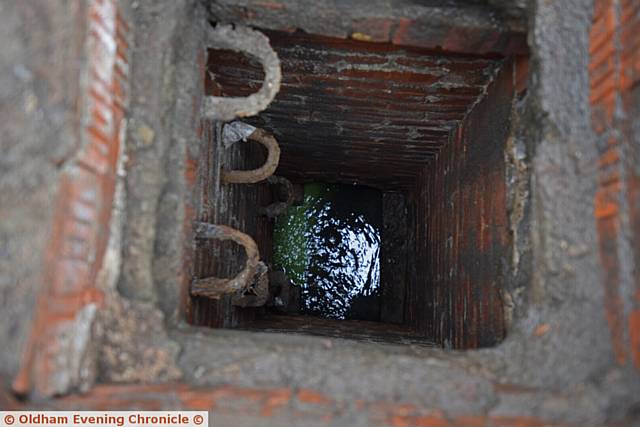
[222, 128, 281, 184]
[203, 25, 281, 122]
[190, 222, 260, 299]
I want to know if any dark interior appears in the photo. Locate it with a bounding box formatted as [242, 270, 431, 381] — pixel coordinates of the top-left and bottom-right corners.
[189, 29, 527, 349]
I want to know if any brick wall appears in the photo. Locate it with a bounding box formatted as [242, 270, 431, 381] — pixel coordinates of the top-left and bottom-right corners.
[410, 60, 515, 349]
[589, 0, 640, 369]
[52, 383, 581, 427]
[206, 30, 502, 191]
[13, 0, 130, 396]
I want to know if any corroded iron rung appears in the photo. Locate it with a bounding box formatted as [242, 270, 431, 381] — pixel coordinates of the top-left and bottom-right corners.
[191, 222, 259, 299]
[222, 128, 281, 184]
[203, 24, 281, 122]
[231, 261, 269, 307]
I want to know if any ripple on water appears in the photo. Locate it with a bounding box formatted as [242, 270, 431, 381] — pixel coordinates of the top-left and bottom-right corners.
[274, 183, 382, 320]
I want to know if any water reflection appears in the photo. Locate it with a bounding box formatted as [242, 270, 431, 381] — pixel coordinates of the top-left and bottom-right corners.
[274, 184, 381, 320]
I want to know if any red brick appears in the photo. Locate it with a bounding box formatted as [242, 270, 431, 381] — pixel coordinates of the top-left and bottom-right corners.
[13, 0, 129, 396]
[390, 416, 449, 427]
[621, 1, 639, 22]
[599, 169, 621, 187]
[594, 185, 620, 219]
[89, 86, 113, 111]
[596, 215, 627, 366]
[255, 1, 285, 10]
[598, 146, 620, 168]
[88, 27, 113, 55]
[452, 416, 486, 427]
[589, 73, 618, 106]
[594, 0, 614, 18]
[297, 389, 332, 405]
[591, 105, 610, 134]
[533, 323, 551, 337]
[87, 124, 113, 149]
[77, 142, 110, 176]
[116, 9, 130, 33]
[89, 8, 114, 37]
[590, 60, 616, 92]
[589, 0, 620, 135]
[629, 308, 640, 369]
[114, 62, 128, 81]
[490, 417, 551, 427]
[260, 389, 292, 416]
[112, 77, 127, 102]
[391, 18, 414, 46]
[514, 56, 529, 94]
[116, 27, 129, 50]
[52, 259, 92, 295]
[116, 44, 128, 64]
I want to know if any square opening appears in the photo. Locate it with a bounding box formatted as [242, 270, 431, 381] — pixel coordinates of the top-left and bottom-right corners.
[188, 29, 527, 350]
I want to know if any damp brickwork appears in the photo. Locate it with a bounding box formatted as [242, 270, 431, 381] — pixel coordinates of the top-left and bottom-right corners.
[589, 0, 640, 369]
[205, 30, 516, 338]
[380, 193, 409, 324]
[206, 31, 502, 190]
[409, 60, 515, 349]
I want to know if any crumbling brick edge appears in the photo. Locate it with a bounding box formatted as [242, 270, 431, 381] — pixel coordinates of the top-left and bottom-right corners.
[11, 0, 131, 397]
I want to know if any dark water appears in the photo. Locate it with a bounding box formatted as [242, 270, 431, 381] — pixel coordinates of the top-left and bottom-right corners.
[274, 183, 382, 320]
